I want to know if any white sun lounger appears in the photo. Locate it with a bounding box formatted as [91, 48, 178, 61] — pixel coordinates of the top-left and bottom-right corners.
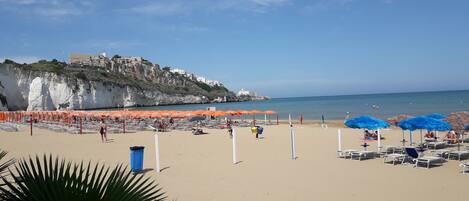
[448, 150, 469, 161]
[350, 150, 376, 160]
[460, 162, 469, 174]
[338, 149, 356, 159]
[384, 153, 406, 165]
[414, 156, 445, 168]
[426, 141, 447, 149]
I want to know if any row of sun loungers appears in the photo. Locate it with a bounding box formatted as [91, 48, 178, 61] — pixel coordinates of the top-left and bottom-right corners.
[4, 117, 265, 135]
[0, 122, 19, 132]
[340, 144, 469, 172]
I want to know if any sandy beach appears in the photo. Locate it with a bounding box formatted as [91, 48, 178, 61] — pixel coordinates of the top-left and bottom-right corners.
[0, 121, 467, 201]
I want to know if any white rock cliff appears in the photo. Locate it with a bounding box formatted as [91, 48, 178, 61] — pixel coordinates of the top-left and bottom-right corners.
[0, 64, 207, 111]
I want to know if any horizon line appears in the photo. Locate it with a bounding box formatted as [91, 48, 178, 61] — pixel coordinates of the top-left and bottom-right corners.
[271, 89, 469, 100]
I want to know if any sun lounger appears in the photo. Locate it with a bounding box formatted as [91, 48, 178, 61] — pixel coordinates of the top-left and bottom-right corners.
[383, 153, 406, 165]
[448, 150, 469, 160]
[431, 149, 451, 159]
[350, 150, 376, 160]
[460, 162, 469, 174]
[337, 149, 356, 158]
[426, 141, 447, 149]
[405, 147, 445, 168]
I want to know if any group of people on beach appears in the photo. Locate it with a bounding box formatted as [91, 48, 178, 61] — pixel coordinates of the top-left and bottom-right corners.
[426, 129, 459, 144]
[364, 130, 384, 140]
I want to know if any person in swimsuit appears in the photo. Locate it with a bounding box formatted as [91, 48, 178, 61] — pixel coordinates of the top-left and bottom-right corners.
[99, 119, 107, 143]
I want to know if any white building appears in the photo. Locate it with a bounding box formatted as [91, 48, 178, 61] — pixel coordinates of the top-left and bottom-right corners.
[237, 88, 256, 97]
[170, 68, 223, 87]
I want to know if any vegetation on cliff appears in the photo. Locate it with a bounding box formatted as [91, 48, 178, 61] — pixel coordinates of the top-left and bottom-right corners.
[1, 59, 235, 100]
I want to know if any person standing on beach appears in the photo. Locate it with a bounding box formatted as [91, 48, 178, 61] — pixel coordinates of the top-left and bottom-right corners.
[227, 122, 233, 138]
[99, 119, 108, 143]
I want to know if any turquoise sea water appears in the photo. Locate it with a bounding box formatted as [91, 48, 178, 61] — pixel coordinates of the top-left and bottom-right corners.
[136, 90, 469, 120]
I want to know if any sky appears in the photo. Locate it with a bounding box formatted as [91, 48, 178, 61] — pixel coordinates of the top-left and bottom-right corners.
[0, 0, 468, 98]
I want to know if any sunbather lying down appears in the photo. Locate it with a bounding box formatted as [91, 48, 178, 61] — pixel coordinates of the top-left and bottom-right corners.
[192, 128, 207, 135]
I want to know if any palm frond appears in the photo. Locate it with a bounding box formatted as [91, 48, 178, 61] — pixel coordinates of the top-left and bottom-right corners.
[0, 149, 15, 178]
[0, 154, 166, 201]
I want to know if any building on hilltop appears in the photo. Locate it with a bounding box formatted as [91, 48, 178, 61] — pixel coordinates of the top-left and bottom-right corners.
[69, 53, 111, 68]
[170, 68, 223, 87]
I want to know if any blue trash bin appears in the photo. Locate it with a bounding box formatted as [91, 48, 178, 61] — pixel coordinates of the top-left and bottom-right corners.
[130, 146, 144, 172]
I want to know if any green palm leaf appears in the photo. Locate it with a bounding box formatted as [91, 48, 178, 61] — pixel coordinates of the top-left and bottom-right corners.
[0, 149, 15, 180]
[0, 155, 166, 201]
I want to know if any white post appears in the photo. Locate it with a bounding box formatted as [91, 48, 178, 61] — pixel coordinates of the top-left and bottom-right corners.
[264, 114, 267, 125]
[436, 131, 439, 140]
[377, 129, 381, 153]
[155, 134, 160, 173]
[338, 129, 342, 152]
[232, 128, 237, 164]
[288, 114, 292, 126]
[410, 130, 413, 145]
[290, 126, 296, 160]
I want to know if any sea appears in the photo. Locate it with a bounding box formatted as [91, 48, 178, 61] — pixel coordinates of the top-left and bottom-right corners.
[135, 90, 469, 120]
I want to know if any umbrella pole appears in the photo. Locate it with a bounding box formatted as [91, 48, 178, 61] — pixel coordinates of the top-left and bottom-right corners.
[420, 130, 423, 146]
[290, 125, 296, 160]
[232, 127, 237, 164]
[402, 130, 405, 146]
[337, 129, 342, 156]
[410, 130, 413, 145]
[155, 134, 160, 172]
[377, 129, 381, 153]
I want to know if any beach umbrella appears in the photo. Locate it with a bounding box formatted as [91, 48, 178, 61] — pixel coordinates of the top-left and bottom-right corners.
[397, 118, 415, 146]
[445, 112, 469, 131]
[425, 113, 447, 120]
[387, 114, 413, 126]
[399, 116, 451, 145]
[345, 115, 390, 130]
[345, 115, 389, 151]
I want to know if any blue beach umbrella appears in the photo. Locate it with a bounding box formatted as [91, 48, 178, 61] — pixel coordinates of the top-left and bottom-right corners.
[425, 113, 447, 120]
[345, 115, 390, 130]
[345, 115, 389, 150]
[399, 116, 451, 145]
[397, 119, 415, 146]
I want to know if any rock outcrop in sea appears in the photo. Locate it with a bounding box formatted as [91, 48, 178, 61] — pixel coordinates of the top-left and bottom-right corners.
[0, 55, 236, 111]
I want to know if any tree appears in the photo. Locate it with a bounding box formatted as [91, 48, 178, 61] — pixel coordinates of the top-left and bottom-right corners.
[0, 155, 166, 201]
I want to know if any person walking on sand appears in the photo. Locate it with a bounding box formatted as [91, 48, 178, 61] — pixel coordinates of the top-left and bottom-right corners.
[99, 119, 108, 143]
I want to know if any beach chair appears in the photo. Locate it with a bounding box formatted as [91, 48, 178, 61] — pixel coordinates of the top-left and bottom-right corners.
[350, 150, 376, 160]
[447, 150, 469, 161]
[337, 149, 356, 158]
[404, 147, 445, 168]
[459, 162, 469, 174]
[383, 153, 406, 165]
[426, 141, 447, 149]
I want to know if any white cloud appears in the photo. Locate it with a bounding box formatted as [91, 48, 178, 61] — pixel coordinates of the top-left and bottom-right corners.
[0, 0, 91, 18]
[130, 2, 188, 16]
[250, 0, 290, 7]
[35, 7, 82, 17]
[125, 0, 292, 16]
[1, 56, 41, 64]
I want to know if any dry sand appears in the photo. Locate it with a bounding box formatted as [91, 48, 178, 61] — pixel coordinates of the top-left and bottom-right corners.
[0, 122, 468, 201]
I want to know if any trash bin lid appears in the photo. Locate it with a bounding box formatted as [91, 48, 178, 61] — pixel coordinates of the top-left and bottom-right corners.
[130, 146, 145, 150]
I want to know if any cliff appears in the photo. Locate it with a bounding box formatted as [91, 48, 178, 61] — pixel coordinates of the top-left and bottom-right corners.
[0, 58, 235, 111]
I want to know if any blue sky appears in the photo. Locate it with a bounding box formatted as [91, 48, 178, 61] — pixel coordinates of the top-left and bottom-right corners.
[1, 0, 468, 98]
